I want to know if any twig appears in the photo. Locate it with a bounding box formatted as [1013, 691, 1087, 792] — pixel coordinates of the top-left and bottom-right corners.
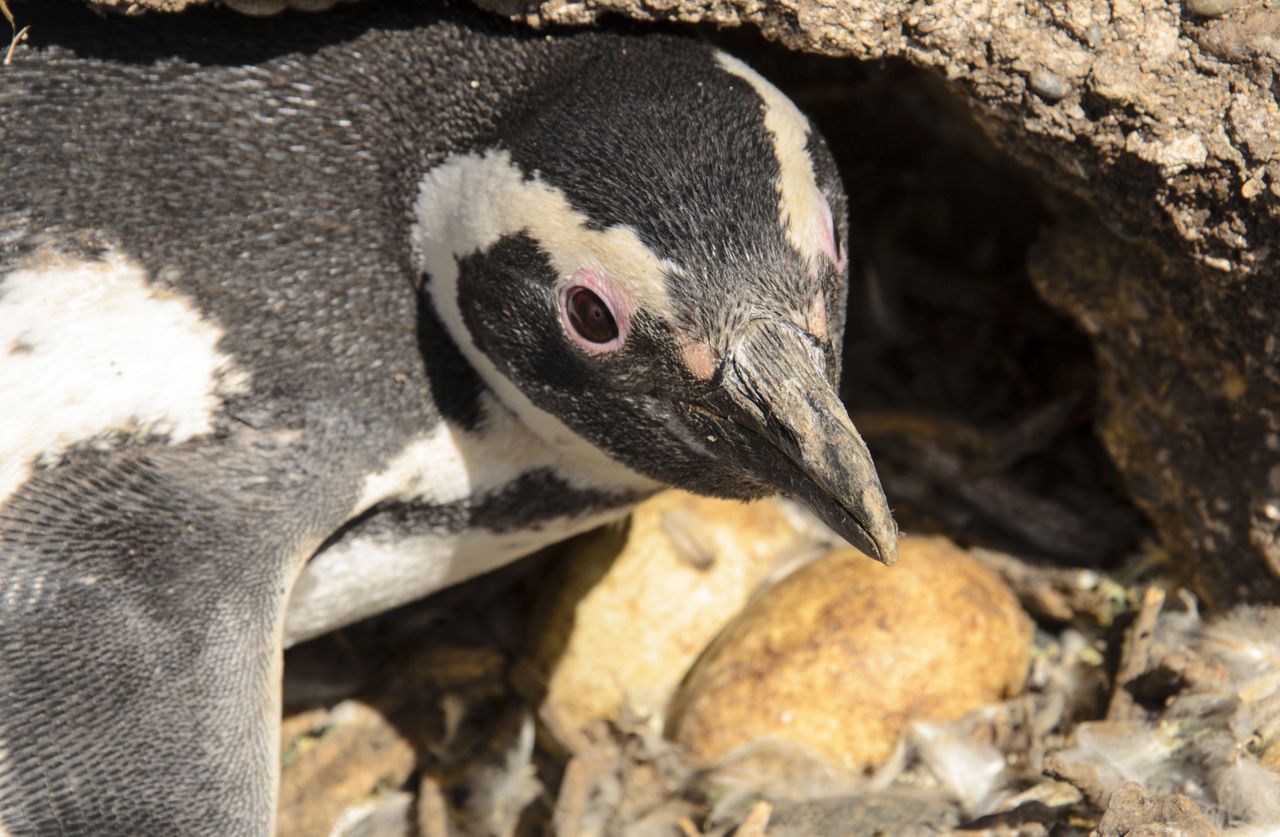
[552, 737, 619, 837]
[676, 817, 703, 837]
[970, 546, 1124, 628]
[417, 775, 453, 837]
[735, 800, 773, 837]
[1107, 585, 1165, 720]
[3, 25, 27, 66]
[0, 0, 26, 67]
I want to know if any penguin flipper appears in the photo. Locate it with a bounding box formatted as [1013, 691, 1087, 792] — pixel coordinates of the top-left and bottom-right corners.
[0, 440, 329, 836]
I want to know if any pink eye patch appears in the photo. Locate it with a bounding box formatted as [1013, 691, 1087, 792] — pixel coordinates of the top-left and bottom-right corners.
[816, 192, 845, 273]
[558, 268, 633, 355]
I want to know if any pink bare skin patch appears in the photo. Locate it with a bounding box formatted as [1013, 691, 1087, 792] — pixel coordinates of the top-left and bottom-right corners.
[807, 291, 828, 342]
[558, 268, 634, 355]
[680, 339, 718, 380]
[816, 192, 845, 274]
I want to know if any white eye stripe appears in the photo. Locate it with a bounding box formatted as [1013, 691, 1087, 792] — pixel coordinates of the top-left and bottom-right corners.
[714, 52, 838, 274]
[411, 150, 662, 492]
[412, 149, 678, 322]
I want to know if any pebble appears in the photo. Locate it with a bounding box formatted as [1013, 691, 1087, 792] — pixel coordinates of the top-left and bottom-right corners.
[1029, 68, 1071, 102]
[1184, 0, 1237, 17]
[223, 0, 287, 15]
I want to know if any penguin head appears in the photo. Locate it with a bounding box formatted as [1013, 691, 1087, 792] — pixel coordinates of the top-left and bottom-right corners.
[414, 42, 898, 564]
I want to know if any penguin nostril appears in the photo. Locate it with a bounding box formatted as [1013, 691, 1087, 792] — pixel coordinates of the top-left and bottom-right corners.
[568, 287, 619, 344]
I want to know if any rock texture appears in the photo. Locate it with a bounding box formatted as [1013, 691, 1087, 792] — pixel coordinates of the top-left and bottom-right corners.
[77, 0, 1278, 270]
[1029, 211, 1280, 604]
[522, 0, 1279, 266]
[1094, 783, 1218, 837]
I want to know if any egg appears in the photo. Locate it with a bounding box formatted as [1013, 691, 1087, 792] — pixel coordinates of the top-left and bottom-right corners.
[526, 490, 825, 747]
[667, 536, 1033, 772]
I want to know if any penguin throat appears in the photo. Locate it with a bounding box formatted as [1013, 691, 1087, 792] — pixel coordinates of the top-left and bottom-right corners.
[468, 355, 658, 493]
[447, 295, 657, 492]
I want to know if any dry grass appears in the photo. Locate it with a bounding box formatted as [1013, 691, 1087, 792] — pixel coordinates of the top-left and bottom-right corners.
[1, 0, 29, 66]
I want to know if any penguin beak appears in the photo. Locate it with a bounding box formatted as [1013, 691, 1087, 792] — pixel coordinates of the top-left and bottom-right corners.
[714, 319, 899, 566]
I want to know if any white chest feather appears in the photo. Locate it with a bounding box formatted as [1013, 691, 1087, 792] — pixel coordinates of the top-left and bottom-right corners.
[283, 399, 638, 646]
[0, 250, 247, 504]
[282, 508, 624, 647]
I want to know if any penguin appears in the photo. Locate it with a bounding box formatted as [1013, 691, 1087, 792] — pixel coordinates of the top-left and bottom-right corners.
[0, 1, 898, 833]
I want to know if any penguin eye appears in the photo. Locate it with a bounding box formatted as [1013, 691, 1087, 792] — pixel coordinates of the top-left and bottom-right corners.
[566, 287, 619, 344]
[558, 269, 631, 355]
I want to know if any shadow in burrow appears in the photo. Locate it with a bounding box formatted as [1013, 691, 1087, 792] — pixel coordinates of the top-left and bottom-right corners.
[733, 37, 1151, 572]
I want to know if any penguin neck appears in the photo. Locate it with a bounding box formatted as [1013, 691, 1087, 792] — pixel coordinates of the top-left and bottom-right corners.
[476, 380, 660, 495]
[417, 265, 660, 498]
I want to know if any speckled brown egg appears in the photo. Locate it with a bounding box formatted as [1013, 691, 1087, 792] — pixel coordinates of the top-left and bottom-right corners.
[666, 535, 1033, 773]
